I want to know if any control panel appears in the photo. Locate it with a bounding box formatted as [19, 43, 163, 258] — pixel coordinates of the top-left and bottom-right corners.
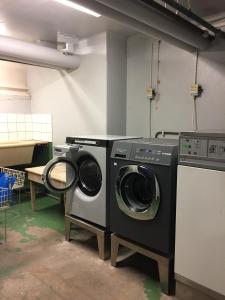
[179, 133, 225, 170]
[208, 140, 225, 159]
[132, 146, 172, 165]
[180, 138, 207, 157]
[111, 139, 178, 166]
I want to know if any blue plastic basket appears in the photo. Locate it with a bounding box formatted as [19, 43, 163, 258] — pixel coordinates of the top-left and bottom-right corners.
[0, 173, 16, 207]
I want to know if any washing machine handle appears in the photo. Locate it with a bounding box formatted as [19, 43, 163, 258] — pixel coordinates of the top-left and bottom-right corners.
[54, 144, 80, 156]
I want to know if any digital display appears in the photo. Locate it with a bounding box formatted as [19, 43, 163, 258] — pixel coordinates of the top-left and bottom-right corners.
[137, 148, 152, 153]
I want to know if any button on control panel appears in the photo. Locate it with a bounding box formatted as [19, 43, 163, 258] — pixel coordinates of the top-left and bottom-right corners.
[132, 145, 175, 165]
[208, 140, 225, 159]
[134, 147, 163, 162]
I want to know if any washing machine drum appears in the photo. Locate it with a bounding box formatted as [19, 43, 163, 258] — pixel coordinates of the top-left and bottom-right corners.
[77, 155, 102, 196]
[116, 165, 160, 220]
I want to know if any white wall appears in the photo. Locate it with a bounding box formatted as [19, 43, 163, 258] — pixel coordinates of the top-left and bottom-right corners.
[27, 33, 107, 145]
[0, 60, 31, 113]
[0, 99, 31, 113]
[126, 34, 225, 137]
[0, 60, 27, 89]
[196, 47, 225, 130]
[126, 35, 153, 137]
[107, 32, 127, 135]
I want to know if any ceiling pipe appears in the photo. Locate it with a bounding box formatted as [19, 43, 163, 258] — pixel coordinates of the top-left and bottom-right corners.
[95, 0, 211, 50]
[73, 0, 195, 52]
[0, 35, 80, 70]
[154, 0, 219, 34]
[72, 0, 210, 52]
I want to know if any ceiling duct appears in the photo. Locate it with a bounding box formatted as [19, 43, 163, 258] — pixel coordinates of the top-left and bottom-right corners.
[75, 0, 212, 51]
[0, 35, 80, 70]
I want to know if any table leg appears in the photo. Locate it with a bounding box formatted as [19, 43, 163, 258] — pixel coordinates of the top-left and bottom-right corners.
[30, 181, 36, 211]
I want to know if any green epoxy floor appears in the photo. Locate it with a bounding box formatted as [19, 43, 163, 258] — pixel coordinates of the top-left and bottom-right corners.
[5, 195, 65, 241]
[0, 194, 176, 300]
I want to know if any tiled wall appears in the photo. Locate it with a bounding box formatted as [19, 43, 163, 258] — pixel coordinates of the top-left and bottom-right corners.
[0, 114, 52, 142]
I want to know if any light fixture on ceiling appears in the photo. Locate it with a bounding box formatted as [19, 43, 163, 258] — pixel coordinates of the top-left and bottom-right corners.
[55, 0, 101, 17]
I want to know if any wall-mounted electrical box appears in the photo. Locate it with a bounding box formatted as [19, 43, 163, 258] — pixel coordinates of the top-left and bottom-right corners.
[146, 87, 156, 100]
[190, 84, 202, 97]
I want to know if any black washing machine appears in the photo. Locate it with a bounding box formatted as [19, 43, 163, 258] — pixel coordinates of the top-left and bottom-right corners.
[110, 138, 178, 257]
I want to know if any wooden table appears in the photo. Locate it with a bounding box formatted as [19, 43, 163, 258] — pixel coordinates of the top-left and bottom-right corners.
[25, 165, 66, 211]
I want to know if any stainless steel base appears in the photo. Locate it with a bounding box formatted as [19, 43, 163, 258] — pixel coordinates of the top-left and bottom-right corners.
[176, 274, 225, 300]
[65, 214, 109, 260]
[111, 233, 174, 295]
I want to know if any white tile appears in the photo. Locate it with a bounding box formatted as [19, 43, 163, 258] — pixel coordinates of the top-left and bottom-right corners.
[0, 114, 7, 123]
[17, 132, 26, 140]
[0, 123, 8, 132]
[46, 124, 52, 133]
[25, 114, 32, 123]
[37, 132, 42, 140]
[41, 124, 46, 132]
[25, 123, 33, 132]
[8, 123, 17, 132]
[17, 114, 25, 123]
[34, 123, 42, 131]
[47, 133, 52, 142]
[32, 114, 40, 123]
[33, 132, 40, 140]
[41, 133, 49, 141]
[26, 132, 33, 140]
[7, 114, 17, 123]
[40, 115, 47, 124]
[0, 132, 8, 142]
[45, 114, 52, 124]
[36, 114, 42, 123]
[17, 123, 26, 131]
[39, 115, 46, 124]
[9, 132, 18, 141]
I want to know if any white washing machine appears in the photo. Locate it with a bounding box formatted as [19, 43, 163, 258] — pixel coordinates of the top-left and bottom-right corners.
[175, 132, 225, 299]
[42, 135, 138, 228]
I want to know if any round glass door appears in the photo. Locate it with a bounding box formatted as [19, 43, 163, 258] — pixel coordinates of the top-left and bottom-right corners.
[116, 165, 160, 220]
[121, 171, 155, 212]
[42, 157, 78, 193]
[78, 155, 102, 196]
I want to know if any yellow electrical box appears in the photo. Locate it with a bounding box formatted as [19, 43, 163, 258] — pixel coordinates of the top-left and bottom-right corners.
[191, 84, 202, 97]
[146, 87, 155, 100]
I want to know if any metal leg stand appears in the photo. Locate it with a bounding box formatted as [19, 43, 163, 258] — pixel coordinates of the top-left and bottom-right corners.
[110, 233, 174, 295]
[4, 210, 7, 243]
[65, 214, 109, 260]
[65, 215, 71, 242]
[111, 233, 120, 267]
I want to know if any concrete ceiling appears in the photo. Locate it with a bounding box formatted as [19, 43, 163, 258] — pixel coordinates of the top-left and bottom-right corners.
[0, 0, 225, 43]
[0, 0, 135, 42]
[190, 0, 225, 18]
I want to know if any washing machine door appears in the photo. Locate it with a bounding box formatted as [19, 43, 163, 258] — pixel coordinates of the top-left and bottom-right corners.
[116, 165, 160, 220]
[42, 145, 79, 194]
